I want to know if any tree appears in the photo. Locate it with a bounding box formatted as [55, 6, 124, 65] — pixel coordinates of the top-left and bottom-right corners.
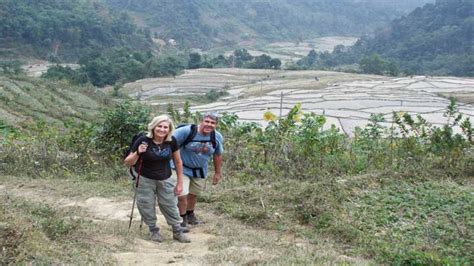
[360, 53, 399, 76]
[297, 50, 318, 68]
[360, 54, 386, 75]
[233, 48, 253, 67]
[188, 52, 202, 69]
[270, 58, 282, 69]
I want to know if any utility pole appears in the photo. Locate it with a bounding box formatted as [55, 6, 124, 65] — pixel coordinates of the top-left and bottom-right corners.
[279, 92, 283, 118]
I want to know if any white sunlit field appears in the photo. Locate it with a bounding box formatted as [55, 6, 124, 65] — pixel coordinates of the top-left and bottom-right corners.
[124, 68, 474, 136]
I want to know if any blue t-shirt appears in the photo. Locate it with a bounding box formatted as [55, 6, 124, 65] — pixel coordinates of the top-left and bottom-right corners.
[173, 125, 224, 178]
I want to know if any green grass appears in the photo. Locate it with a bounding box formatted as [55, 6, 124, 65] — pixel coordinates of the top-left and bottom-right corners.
[208, 173, 473, 264]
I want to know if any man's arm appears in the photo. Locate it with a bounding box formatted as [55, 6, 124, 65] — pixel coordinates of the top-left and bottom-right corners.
[212, 153, 222, 185]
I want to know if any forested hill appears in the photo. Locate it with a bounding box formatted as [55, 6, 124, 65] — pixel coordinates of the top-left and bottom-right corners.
[105, 0, 433, 49]
[0, 0, 154, 62]
[353, 0, 473, 76]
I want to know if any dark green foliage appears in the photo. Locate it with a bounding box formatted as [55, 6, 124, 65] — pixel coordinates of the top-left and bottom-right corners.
[41, 65, 88, 84]
[360, 0, 474, 76]
[188, 52, 203, 69]
[0, 0, 153, 61]
[297, 0, 473, 76]
[94, 101, 151, 160]
[0, 60, 24, 75]
[145, 55, 185, 77]
[185, 50, 281, 70]
[360, 54, 400, 76]
[42, 49, 186, 87]
[248, 54, 281, 69]
[233, 49, 254, 68]
[295, 48, 362, 73]
[105, 0, 431, 49]
[204, 89, 229, 102]
[210, 55, 230, 68]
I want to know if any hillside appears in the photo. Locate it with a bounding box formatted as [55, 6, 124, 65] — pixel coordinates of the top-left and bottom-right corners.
[295, 0, 473, 76]
[0, 75, 109, 127]
[0, 0, 154, 62]
[105, 0, 433, 49]
[355, 0, 473, 76]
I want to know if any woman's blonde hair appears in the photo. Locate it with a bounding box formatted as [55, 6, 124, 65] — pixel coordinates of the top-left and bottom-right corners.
[146, 114, 175, 142]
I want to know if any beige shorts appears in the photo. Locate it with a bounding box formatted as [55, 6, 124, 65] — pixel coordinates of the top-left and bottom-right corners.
[171, 171, 206, 197]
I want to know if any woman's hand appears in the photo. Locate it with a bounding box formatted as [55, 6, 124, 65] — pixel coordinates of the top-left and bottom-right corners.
[174, 182, 183, 195]
[137, 142, 148, 155]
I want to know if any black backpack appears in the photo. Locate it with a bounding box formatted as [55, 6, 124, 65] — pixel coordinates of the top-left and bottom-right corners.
[123, 132, 147, 160]
[177, 124, 216, 149]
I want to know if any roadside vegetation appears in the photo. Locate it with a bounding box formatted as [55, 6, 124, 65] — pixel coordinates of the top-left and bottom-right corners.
[1, 97, 472, 264]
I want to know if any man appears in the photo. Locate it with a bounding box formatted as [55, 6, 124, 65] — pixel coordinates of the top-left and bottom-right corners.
[173, 112, 224, 226]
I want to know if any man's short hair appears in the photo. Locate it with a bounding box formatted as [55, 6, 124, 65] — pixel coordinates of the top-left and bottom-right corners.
[201, 111, 219, 122]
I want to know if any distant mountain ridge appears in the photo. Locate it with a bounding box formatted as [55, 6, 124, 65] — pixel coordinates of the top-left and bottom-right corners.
[105, 0, 433, 49]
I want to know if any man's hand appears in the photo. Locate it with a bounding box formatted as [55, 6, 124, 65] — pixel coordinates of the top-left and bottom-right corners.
[212, 173, 221, 185]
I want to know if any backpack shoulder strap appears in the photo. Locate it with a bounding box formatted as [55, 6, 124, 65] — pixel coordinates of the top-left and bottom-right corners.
[210, 130, 216, 149]
[180, 124, 197, 148]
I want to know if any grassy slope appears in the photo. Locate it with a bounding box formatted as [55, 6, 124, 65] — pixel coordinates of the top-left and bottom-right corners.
[209, 172, 473, 264]
[0, 75, 109, 127]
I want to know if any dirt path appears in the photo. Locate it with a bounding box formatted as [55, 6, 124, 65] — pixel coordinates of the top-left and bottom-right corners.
[0, 178, 369, 265]
[0, 182, 214, 265]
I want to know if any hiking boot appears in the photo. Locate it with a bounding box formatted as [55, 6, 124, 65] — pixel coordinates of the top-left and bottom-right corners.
[172, 224, 191, 243]
[150, 229, 163, 242]
[187, 212, 205, 225]
[181, 214, 188, 226]
[181, 224, 190, 233]
[173, 232, 191, 243]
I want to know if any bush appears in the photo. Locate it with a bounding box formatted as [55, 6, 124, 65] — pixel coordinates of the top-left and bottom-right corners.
[94, 101, 151, 160]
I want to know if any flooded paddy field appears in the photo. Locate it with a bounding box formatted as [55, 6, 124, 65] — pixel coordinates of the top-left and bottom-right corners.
[125, 68, 474, 136]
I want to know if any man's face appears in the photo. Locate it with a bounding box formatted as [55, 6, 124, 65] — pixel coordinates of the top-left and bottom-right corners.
[199, 116, 218, 135]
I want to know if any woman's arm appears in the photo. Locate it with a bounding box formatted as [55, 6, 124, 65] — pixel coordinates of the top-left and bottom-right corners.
[172, 150, 184, 195]
[124, 142, 148, 167]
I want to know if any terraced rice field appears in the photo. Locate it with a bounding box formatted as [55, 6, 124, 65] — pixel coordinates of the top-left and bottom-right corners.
[125, 68, 474, 136]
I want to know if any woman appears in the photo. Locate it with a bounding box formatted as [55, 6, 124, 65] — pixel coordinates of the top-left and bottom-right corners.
[124, 115, 190, 243]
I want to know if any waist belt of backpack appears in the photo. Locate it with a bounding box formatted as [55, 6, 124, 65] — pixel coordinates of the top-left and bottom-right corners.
[183, 163, 205, 178]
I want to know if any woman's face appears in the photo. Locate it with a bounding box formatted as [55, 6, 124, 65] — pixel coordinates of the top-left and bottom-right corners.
[153, 121, 170, 139]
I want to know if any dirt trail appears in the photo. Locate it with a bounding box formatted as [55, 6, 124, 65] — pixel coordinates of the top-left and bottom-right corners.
[0, 179, 370, 265]
[0, 183, 215, 265]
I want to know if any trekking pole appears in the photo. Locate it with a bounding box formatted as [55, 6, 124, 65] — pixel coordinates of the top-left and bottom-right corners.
[128, 157, 143, 231]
